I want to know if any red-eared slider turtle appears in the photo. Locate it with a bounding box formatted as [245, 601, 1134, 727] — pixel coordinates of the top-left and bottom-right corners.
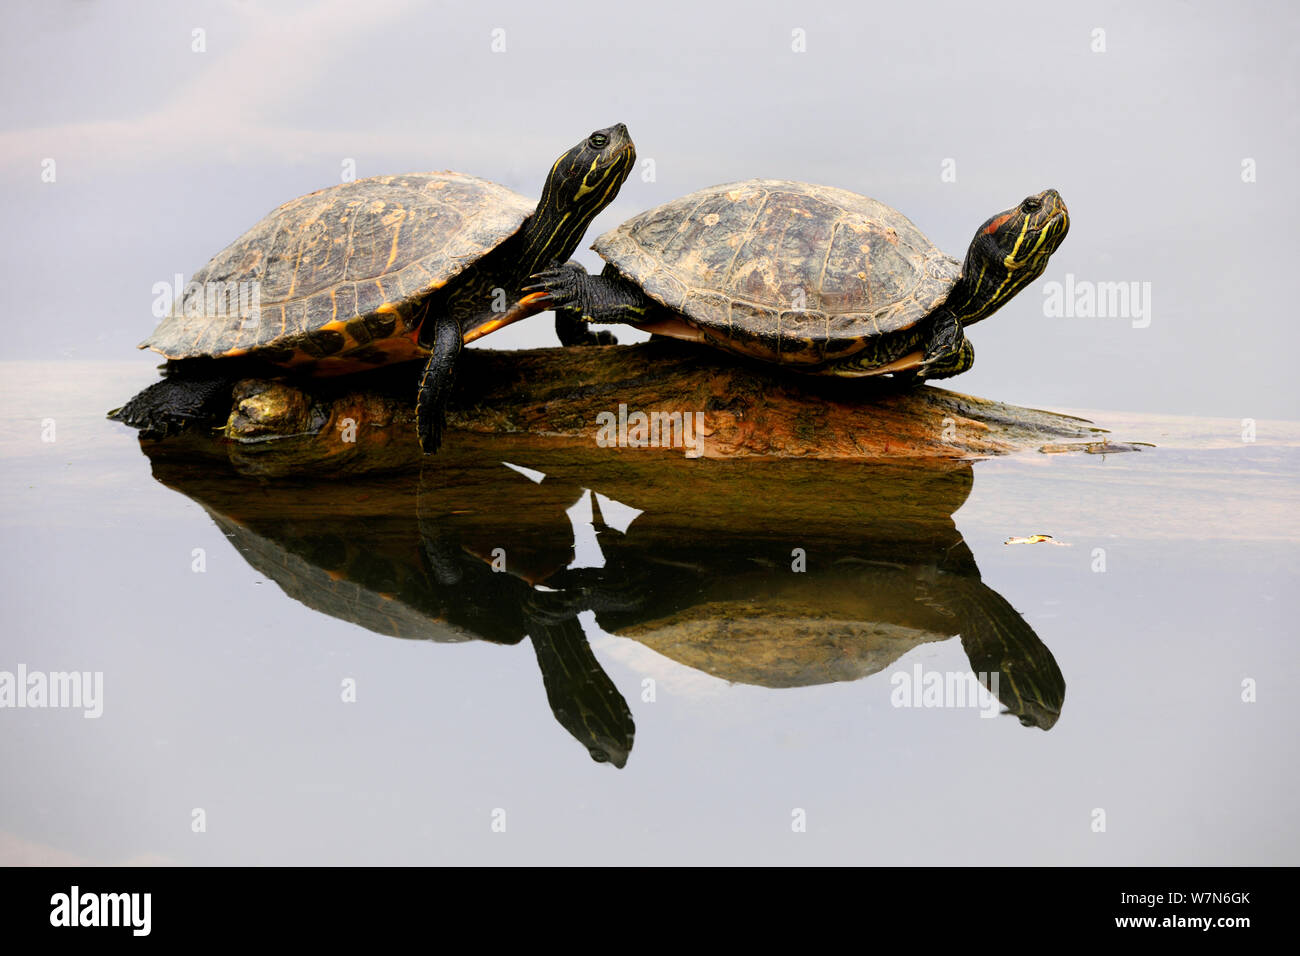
[516, 181, 1068, 380]
[110, 124, 636, 452]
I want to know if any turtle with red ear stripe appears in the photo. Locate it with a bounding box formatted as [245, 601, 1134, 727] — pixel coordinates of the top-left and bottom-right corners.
[519, 183, 1068, 382]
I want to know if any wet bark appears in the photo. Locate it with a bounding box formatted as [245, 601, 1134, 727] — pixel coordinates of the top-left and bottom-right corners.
[152, 341, 1114, 476]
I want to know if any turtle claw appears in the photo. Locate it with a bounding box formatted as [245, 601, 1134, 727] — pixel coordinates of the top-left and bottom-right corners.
[915, 334, 975, 381]
[525, 261, 588, 311]
[913, 353, 952, 380]
[914, 355, 943, 377]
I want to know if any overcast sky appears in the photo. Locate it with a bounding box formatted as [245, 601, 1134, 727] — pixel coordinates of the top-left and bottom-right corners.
[2, 0, 1296, 418]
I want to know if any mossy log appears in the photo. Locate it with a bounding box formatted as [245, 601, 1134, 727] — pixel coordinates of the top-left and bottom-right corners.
[155, 341, 1117, 475]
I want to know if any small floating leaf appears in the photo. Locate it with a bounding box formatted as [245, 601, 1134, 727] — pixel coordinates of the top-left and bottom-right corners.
[1004, 534, 1071, 546]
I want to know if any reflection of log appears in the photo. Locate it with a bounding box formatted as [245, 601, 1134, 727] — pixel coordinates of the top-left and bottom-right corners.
[159, 341, 1116, 475]
[144, 448, 1065, 732]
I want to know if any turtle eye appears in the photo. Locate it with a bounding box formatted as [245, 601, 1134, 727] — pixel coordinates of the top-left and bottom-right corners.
[1021, 197, 1043, 213]
[588, 133, 609, 149]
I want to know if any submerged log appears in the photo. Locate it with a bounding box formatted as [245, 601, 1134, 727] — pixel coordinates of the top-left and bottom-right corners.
[154, 340, 1115, 475]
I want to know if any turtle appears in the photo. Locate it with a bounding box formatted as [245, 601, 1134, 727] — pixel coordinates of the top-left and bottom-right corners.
[109, 124, 636, 452]
[517, 180, 1068, 380]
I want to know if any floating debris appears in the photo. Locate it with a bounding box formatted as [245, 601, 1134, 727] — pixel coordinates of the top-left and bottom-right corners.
[1040, 440, 1154, 455]
[1004, 534, 1071, 546]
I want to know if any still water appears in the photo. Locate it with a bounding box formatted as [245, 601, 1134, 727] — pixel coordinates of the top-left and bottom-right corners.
[1, 361, 1297, 864]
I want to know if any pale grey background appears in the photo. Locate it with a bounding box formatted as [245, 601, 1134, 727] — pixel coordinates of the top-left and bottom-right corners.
[1, 1, 1298, 867]
[1, 0, 1296, 417]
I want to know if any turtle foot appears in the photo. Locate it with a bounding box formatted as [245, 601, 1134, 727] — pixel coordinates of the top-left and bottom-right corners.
[108, 374, 234, 439]
[525, 260, 589, 314]
[556, 308, 615, 347]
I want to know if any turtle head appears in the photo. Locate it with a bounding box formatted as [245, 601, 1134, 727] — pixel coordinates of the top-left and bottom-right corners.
[549, 123, 636, 209]
[951, 189, 1069, 325]
[528, 124, 636, 264]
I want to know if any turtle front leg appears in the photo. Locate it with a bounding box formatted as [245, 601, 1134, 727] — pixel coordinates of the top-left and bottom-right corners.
[913, 339, 974, 381]
[548, 260, 617, 346]
[525, 261, 652, 327]
[416, 312, 462, 454]
[915, 313, 975, 380]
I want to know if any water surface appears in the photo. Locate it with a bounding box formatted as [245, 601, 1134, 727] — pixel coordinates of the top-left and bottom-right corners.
[1, 362, 1296, 864]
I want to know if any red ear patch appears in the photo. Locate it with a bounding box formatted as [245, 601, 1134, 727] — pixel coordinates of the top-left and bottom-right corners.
[985, 214, 1012, 235]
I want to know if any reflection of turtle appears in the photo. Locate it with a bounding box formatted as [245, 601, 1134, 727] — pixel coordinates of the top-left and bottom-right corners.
[111, 125, 635, 452]
[144, 456, 635, 767]
[525, 181, 1068, 380]
[576, 543, 1063, 724]
[536, 464, 1065, 728]
[141, 433, 1066, 776]
[920, 568, 1065, 729]
[417, 520, 635, 767]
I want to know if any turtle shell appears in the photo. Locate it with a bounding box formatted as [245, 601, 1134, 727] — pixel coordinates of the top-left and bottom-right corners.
[142, 172, 534, 373]
[593, 179, 962, 365]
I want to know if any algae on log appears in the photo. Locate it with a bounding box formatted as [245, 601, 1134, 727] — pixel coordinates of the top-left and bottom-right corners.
[155, 341, 1113, 475]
